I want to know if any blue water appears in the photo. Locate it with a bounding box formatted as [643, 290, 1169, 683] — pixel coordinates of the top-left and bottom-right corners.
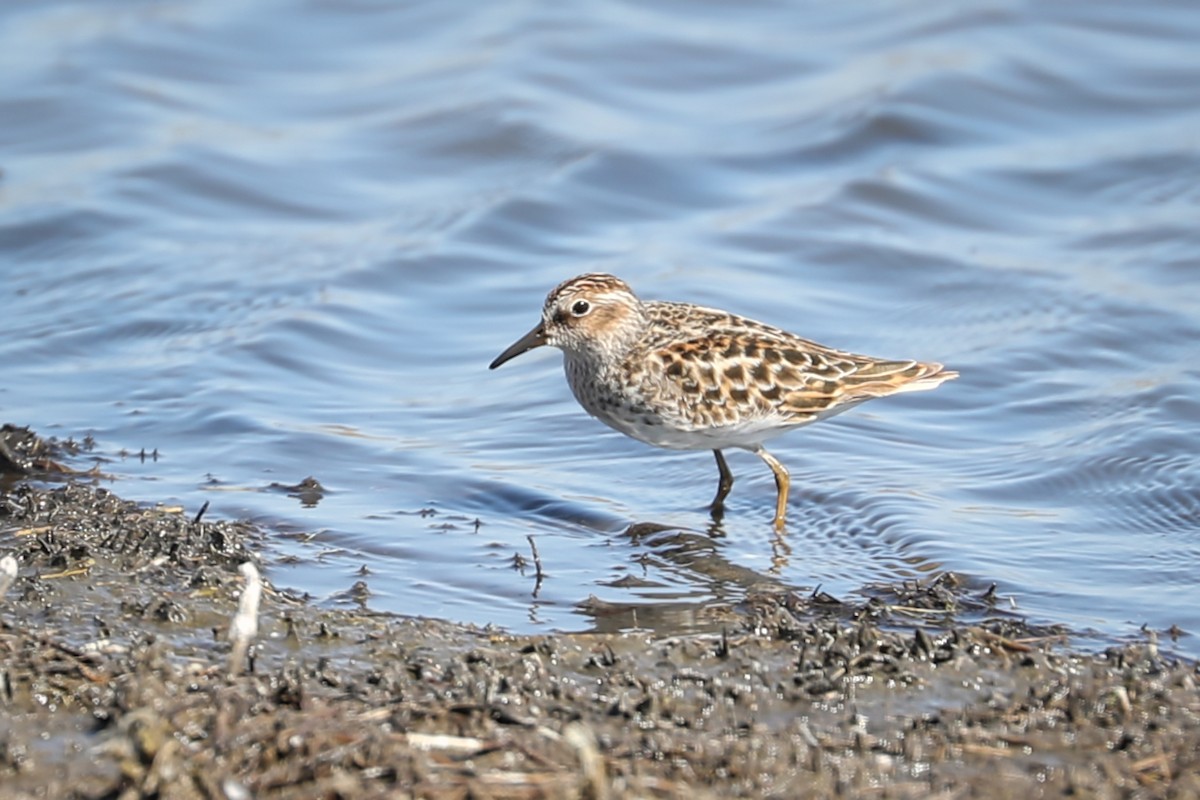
[3, 0, 1198, 653]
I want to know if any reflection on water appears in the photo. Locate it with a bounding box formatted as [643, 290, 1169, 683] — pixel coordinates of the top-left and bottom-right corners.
[2, 0, 1199, 653]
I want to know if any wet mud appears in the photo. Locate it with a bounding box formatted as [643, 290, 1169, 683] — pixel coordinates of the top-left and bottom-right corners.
[1, 425, 1197, 799]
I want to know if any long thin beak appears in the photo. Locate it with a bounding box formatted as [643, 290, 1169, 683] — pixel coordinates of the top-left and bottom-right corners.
[489, 323, 548, 369]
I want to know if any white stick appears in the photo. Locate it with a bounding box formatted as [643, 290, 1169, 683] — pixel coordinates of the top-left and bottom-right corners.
[227, 562, 262, 676]
[0, 555, 17, 597]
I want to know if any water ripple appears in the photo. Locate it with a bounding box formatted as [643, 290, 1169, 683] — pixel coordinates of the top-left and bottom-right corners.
[2, 0, 1199, 650]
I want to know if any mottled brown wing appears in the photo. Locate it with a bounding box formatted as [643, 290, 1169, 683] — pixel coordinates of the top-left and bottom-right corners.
[641, 332, 832, 426]
[646, 331, 956, 427]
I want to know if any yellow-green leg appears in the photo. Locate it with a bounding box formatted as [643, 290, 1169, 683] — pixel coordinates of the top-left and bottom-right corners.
[753, 445, 790, 530]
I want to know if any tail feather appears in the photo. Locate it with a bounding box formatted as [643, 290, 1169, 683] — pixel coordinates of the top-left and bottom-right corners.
[891, 361, 958, 394]
[845, 360, 958, 399]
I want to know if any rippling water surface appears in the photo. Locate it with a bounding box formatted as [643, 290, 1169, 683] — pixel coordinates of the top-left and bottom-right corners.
[3, 0, 1198, 652]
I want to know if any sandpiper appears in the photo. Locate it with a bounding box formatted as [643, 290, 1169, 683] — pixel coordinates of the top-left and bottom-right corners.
[490, 274, 956, 529]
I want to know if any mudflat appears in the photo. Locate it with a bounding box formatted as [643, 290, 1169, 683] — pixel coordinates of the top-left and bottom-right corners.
[1, 425, 1195, 799]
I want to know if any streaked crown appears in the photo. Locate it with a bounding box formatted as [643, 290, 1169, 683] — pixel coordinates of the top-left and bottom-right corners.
[540, 273, 645, 358]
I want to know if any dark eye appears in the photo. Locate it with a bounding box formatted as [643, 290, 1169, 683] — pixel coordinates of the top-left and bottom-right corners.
[571, 300, 591, 316]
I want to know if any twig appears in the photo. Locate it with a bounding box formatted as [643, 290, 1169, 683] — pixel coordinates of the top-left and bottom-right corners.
[1131, 749, 1172, 782]
[959, 742, 1016, 758]
[41, 560, 96, 580]
[404, 732, 486, 753]
[890, 605, 955, 616]
[526, 535, 544, 596]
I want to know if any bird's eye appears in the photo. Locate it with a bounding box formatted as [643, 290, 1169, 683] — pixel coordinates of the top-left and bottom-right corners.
[571, 300, 591, 317]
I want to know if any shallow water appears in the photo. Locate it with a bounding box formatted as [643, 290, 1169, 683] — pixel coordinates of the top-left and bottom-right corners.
[3, 0, 1198, 652]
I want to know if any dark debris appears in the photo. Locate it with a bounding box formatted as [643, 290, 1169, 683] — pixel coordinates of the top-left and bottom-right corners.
[1, 426, 1198, 799]
[0, 423, 92, 476]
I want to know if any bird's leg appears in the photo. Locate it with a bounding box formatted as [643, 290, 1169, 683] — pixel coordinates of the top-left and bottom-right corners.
[753, 446, 790, 530]
[710, 449, 734, 513]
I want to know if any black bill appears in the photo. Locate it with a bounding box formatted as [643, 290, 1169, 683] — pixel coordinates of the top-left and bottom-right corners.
[489, 323, 548, 369]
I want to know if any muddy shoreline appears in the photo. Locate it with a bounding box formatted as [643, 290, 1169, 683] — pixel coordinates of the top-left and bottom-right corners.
[1, 424, 1196, 798]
